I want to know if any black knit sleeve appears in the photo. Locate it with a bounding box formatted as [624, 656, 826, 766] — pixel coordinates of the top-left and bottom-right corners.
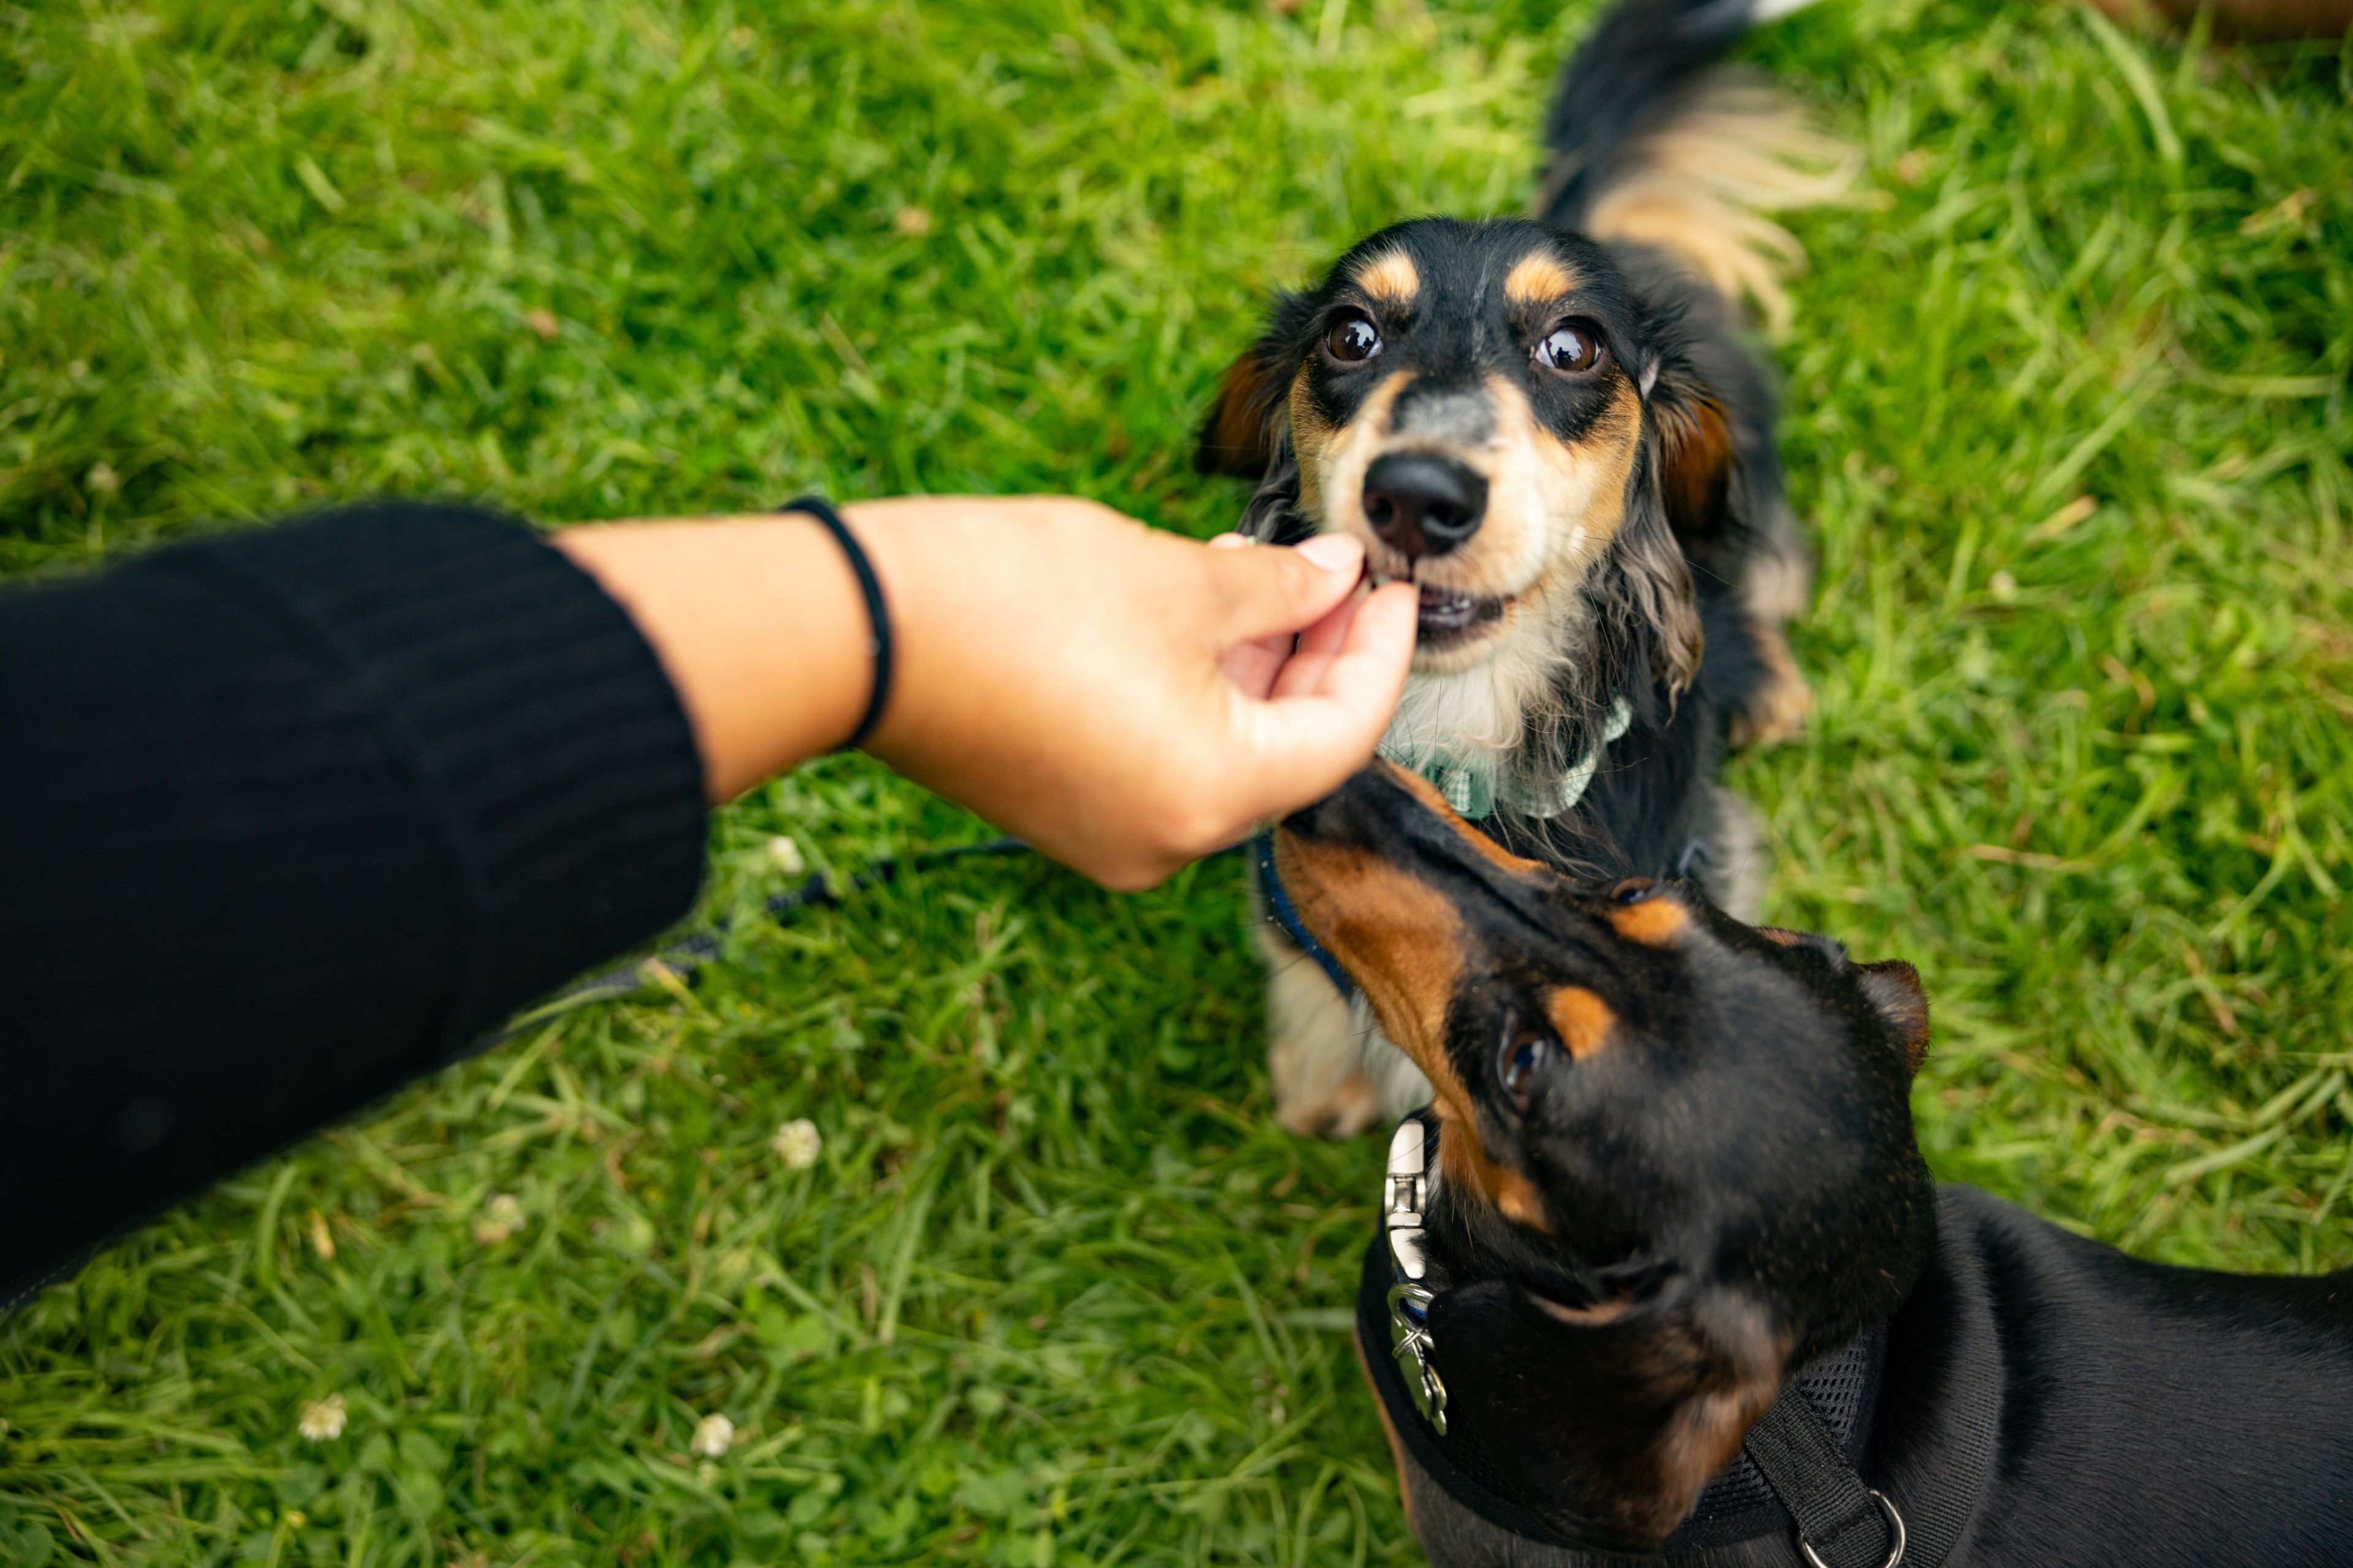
[0, 502, 709, 1306]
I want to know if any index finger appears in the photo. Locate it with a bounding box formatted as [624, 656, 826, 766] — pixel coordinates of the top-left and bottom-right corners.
[1231, 580, 1417, 812]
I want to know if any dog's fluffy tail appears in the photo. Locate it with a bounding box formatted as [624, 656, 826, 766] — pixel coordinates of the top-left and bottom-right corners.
[1536, 0, 1855, 336]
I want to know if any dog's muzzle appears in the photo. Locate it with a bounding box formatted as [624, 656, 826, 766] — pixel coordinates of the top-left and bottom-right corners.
[1357, 1112, 1911, 1568]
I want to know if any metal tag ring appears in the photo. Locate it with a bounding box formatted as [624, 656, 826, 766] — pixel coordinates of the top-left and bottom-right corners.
[1798, 1488, 1905, 1568]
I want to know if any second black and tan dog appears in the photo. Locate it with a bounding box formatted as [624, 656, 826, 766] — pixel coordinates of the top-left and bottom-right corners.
[1274, 763, 2353, 1568]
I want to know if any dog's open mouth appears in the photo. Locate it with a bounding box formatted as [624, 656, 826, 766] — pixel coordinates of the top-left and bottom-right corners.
[1416, 586, 1508, 644]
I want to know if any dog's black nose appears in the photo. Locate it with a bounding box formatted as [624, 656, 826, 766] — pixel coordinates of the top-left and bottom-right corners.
[1362, 453, 1487, 561]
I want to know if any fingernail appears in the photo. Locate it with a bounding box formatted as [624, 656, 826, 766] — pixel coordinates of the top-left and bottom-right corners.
[1207, 532, 1253, 550]
[1295, 534, 1362, 574]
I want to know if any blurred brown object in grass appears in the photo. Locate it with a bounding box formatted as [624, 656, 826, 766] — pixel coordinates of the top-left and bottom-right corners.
[2085, 0, 2353, 42]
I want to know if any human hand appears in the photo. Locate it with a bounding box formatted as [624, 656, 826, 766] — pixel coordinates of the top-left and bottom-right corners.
[848, 497, 1416, 889]
[558, 496, 1415, 888]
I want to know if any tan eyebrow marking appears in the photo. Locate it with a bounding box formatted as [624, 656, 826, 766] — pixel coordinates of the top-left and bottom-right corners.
[1546, 986, 1618, 1062]
[1504, 251, 1579, 306]
[1355, 249, 1421, 305]
[1608, 898, 1689, 945]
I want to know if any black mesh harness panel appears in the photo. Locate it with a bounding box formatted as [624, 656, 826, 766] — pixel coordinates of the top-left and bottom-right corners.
[1354, 1186, 2004, 1567]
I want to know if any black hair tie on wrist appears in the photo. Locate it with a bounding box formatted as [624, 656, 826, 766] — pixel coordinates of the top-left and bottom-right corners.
[781, 495, 893, 752]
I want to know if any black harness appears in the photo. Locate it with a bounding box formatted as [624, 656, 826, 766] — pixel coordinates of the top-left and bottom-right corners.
[1360, 1123, 2001, 1567]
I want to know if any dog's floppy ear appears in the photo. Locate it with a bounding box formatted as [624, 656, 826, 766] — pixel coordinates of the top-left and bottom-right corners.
[1855, 960, 1930, 1074]
[1200, 319, 1316, 543]
[1199, 290, 1320, 481]
[1195, 347, 1288, 478]
[1643, 350, 1738, 547]
[1428, 1281, 1785, 1555]
[1596, 346, 1737, 699]
[1657, 390, 1735, 543]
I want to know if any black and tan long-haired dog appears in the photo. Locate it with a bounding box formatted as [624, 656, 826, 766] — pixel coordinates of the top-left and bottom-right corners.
[1275, 765, 2353, 1568]
[1201, 0, 1852, 1137]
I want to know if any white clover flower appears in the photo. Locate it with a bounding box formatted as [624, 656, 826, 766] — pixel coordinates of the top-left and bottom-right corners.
[765, 836, 806, 875]
[472, 1194, 525, 1246]
[770, 1119, 822, 1171]
[691, 1412, 735, 1458]
[297, 1393, 347, 1442]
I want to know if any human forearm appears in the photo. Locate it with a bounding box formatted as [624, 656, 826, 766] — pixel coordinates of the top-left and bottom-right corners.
[553, 512, 875, 800]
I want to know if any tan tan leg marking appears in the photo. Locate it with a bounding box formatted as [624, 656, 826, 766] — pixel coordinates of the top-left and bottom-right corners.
[1729, 618, 1813, 749]
[1259, 922, 1379, 1138]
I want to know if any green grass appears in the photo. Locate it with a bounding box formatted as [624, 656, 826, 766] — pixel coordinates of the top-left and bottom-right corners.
[2, 0, 2350, 1563]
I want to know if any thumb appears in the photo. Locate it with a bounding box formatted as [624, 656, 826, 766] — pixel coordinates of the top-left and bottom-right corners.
[1205, 532, 1366, 644]
[1232, 580, 1417, 810]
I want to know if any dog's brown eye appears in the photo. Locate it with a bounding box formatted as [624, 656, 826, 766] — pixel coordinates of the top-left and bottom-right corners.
[1609, 877, 1653, 904]
[1535, 321, 1603, 374]
[1500, 1015, 1556, 1109]
[1325, 312, 1382, 364]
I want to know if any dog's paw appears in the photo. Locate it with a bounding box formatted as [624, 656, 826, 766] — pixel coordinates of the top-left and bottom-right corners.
[1274, 1070, 1383, 1139]
[1731, 670, 1811, 749]
[1729, 626, 1812, 750]
[1262, 945, 1381, 1139]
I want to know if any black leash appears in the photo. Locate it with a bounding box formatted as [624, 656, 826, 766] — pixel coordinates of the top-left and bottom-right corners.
[1744, 1191, 2009, 1568]
[468, 834, 1036, 1054]
[476, 831, 1275, 1055]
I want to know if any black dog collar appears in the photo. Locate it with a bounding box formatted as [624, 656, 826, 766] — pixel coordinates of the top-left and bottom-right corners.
[1360, 1113, 1905, 1566]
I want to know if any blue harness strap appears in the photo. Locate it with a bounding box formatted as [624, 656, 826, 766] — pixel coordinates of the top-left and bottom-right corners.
[1254, 831, 1357, 996]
